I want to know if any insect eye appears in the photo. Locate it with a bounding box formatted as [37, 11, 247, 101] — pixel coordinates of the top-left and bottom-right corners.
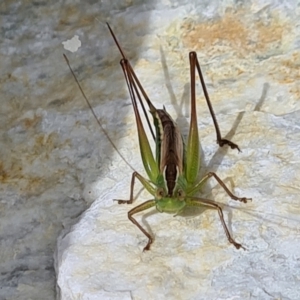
[177, 189, 185, 199]
[156, 188, 165, 199]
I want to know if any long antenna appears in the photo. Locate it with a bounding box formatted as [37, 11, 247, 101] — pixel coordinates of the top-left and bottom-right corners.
[63, 54, 135, 172]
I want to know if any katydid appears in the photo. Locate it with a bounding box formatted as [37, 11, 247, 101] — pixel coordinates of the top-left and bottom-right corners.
[64, 23, 251, 252]
[107, 23, 251, 251]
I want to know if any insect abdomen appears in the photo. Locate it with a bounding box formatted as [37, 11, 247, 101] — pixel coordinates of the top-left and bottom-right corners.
[156, 109, 184, 196]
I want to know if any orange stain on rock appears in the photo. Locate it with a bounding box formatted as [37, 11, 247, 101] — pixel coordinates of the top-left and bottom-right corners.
[255, 18, 286, 50]
[182, 10, 290, 56]
[182, 12, 248, 53]
[0, 161, 10, 183]
[267, 51, 300, 98]
[57, 4, 99, 29]
[181, 9, 298, 98]
[22, 115, 42, 130]
[1, 129, 71, 196]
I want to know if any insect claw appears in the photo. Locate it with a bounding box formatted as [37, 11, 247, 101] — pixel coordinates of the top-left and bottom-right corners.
[242, 197, 252, 203]
[235, 196, 252, 204]
[143, 240, 152, 251]
[114, 199, 132, 204]
[234, 242, 246, 250]
[230, 238, 246, 250]
[218, 139, 241, 152]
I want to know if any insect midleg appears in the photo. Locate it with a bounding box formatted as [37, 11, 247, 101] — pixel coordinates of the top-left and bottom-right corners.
[189, 51, 241, 151]
[115, 171, 156, 204]
[185, 197, 245, 250]
[187, 172, 251, 203]
[127, 200, 156, 251]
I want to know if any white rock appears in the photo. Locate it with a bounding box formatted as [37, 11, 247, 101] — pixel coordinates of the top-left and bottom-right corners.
[55, 2, 300, 299]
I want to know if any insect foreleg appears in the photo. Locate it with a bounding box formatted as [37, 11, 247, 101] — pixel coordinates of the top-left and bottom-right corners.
[187, 172, 251, 204]
[205, 172, 251, 203]
[186, 197, 245, 250]
[116, 171, 156, 204]
[128, 200, 156, 251]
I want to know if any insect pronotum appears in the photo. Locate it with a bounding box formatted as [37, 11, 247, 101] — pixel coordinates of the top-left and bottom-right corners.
[64, 23, 251, 251]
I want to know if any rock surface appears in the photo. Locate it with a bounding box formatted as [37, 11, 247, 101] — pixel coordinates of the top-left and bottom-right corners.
[1, 1, 300, 299]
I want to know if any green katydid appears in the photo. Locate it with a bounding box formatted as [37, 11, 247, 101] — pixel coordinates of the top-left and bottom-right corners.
[64, 23, 251, 252]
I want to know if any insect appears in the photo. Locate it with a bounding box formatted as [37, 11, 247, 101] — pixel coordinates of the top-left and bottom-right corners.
[64, 23, 251, 251]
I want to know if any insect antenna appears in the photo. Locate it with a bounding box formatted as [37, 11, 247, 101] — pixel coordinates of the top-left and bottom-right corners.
[63, 54, 135, 172]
